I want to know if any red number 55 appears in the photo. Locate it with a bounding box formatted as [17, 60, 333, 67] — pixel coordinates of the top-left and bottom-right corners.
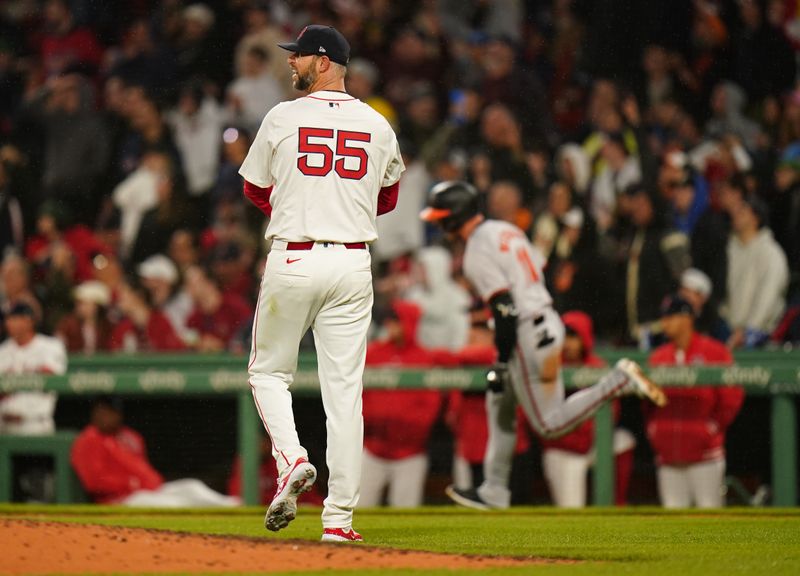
[297, 128, 371, 180]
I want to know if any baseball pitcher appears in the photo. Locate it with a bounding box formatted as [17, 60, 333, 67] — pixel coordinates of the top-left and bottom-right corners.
[239, 25, 404, 542]
[421, 181, 667, 509]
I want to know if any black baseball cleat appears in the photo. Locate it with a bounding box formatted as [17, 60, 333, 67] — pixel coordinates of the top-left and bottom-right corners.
[445, 485, 493, 511]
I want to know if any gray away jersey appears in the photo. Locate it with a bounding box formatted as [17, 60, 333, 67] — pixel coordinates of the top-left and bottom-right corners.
[463, 219, 553, 320]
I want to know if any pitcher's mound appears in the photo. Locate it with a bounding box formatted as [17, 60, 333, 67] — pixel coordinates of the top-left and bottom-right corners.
[3, 518, 568, 574]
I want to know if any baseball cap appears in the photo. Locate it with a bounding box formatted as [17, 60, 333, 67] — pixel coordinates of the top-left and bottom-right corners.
[7, 302, 36, 318]
[74, 280, 112, 307]
[91, 394, 124, 413]
[183, 3, 215, 28]
[137, 254, 179, 284]
[561, 207, 584, 229]
[660, 294, 694, 318]
[278, 25, 350, 66]
[680, 268, 712, 299]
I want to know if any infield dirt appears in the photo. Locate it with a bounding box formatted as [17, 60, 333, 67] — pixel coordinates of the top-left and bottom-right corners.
[3, 518, 567, 573]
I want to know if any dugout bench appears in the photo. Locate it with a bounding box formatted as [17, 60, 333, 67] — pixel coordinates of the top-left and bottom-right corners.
[0, 349, 797, 506]
[0, 430, 86, 503]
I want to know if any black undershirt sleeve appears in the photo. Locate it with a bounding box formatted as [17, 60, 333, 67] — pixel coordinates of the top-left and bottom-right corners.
[488, 291, 518, 364]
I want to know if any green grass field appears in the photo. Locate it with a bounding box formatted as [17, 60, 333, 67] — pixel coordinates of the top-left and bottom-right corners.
[3, 505, 800, 575]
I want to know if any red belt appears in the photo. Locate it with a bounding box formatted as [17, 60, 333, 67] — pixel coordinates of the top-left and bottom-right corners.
[285, 241, 367, 250]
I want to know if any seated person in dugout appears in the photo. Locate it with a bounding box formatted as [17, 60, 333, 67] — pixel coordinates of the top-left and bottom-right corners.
[71, 396, 240, 507]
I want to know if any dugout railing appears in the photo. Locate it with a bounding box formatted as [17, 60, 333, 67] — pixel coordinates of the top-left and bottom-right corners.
[0, 349, 797, 507]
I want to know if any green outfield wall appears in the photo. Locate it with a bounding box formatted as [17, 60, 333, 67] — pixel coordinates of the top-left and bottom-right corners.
[1, 350, 797, 506]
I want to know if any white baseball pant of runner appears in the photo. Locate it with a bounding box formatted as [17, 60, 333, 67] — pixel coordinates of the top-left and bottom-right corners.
[657, 458, 726, 508]
[478, 307, 632, 508]
[249, 240, 373, 529]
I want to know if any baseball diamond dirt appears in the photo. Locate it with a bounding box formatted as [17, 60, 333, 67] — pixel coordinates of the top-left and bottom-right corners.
[3, 519, 566, 573]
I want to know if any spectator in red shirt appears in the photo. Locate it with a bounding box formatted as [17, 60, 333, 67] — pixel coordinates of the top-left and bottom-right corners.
[55, 280, 114, 354]
[538, 311, 636, 507]
[646, 295, 744, 508]
[184, 265, 252, 352]
[72, 396, 239, 506]
[110, 281, 185, 352]
[38, 0, 104, 78]
[359, 300, 445, 507]
[25, 201, 111, 284]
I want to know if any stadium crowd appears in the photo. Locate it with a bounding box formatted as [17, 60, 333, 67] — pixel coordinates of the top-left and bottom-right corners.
[0, 0, 799, 506]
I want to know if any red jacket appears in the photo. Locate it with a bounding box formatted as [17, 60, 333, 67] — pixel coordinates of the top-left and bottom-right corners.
[40, 27, 104, 75]
[71, 425, 163, 503]
[363, 301, 444, 460]
[110, 311, 186, 352]
[26, 226, 111, 282]
[646, 332, 744, 465]
[186, 294, 252, 348]
[540, 311, 610, 455]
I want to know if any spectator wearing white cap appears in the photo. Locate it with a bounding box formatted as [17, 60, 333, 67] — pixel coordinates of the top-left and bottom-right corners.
[678, 267, 720, 337]
[55, 281, 114, 354]
[175, 4, 226, 86]
[137, 254, 195, 346]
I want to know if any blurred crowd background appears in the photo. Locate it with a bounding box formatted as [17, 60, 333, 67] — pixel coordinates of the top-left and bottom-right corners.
[1, 0, 799, 351]
[1, 0, 799, 352]
[1, 0, 799, 505]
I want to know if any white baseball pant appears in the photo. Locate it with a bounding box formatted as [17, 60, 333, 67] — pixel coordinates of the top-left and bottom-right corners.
[249, 240, 373, 529]
[543, 428, 637, 508]
[657, 458, 726, 508]
[478, 307, 632, 508]
[358, 450, 428, 507]
[452, 454, 474, 491]
[122, 479, 240, 507]
[543, 449, 592, 508]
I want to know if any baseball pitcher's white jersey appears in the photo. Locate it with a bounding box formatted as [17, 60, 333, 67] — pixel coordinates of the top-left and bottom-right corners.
[239, 90, 404, 243]
[463, 220, 553, 320]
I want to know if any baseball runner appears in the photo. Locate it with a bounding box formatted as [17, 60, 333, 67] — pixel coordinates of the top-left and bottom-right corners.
[420, 181, 667, 509]
[239, 25, 404, 542]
